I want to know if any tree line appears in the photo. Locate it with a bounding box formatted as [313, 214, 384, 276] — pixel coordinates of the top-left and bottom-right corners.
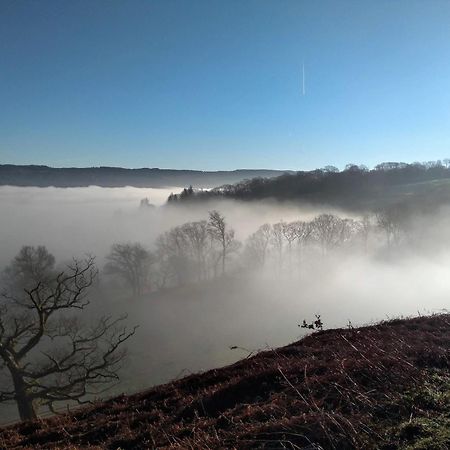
[104, 206, 413, 294]
[166, 160, 450, 208]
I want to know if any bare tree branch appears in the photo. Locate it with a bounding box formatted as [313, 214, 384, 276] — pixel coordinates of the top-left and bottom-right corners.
[0, 250, 135, 422]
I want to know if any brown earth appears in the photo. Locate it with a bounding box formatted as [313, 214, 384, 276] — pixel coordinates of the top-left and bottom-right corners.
[0, 314, 449, 449]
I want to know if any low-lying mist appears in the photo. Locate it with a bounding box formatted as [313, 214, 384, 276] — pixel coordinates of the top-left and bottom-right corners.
[0, 185, 179, 266]
[1, 185, 449, 423]
[0, 185, 343, 266]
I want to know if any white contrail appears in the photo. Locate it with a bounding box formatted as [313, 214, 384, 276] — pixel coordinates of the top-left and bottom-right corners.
[302, 62, 306, 96]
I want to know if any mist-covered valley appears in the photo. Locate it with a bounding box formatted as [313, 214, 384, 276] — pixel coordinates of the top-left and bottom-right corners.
[3, 2, 450, 445]
[1, 184, 449, 424]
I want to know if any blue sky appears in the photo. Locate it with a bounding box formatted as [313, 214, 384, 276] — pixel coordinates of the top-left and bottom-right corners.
[1, 0, 450, 170]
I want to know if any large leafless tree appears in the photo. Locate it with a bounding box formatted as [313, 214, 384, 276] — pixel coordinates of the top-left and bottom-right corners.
[281, 221, 300, 270]
[376, 208, 405, 248]
[181, 221, 210, 281]
[244, 223, 272, 269]
[104, 243, 153, 296]
[271, 222, 285, 270]
[154, 227, 192, 287]
[292, 220, 313, 270]
[208, 210, 240, 275]
[3, 246, 56, 292]
[0, 256, 136, 421]
[311, 214, 355, 255]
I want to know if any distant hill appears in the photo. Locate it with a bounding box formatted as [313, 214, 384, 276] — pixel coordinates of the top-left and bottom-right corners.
[0, 165, 292, 188]
[1, 314, 448, 449]
[169, 161, 450, 211]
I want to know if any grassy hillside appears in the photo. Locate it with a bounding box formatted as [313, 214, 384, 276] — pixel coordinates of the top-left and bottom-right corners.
[363, 178, 450, 210]
[0, 314, 448, 449]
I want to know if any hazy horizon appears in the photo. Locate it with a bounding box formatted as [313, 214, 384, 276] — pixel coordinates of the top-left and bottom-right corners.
[3, 158, 450, 172]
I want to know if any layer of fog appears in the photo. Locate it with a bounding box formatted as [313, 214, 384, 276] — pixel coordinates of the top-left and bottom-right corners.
[1, 186, 449, 423]
[0, 185, 179, 266]
[0, 185, 345, 267]
[119, 253, 449, 397]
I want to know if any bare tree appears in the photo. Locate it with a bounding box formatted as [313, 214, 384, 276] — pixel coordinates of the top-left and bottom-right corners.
[376, 208, 404, 247]
[271, 222, 285, 270]
[360, 214, 373, 252]
[3, 246, 55, 291]
[311, 214, 354, 255]
[181, 221, 210, 281]
[153, 234, 173, 289]
[207, 210, 240, 276]
[293, 221, 313, 246]
[244, 223, 272, 269]
[154, 227, 192, 287]
[292, 221, 313, 269]
[0, 257, 136, 421]
[281, 222, 300, 270]
[104, 243, 153, 296]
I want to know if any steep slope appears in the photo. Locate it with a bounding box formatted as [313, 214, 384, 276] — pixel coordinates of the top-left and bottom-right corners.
[0, 314, 449, 449]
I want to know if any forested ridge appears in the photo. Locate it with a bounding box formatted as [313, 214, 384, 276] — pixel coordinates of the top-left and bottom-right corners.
[169, 160, 450, 210]
[0, 165, 289, 189]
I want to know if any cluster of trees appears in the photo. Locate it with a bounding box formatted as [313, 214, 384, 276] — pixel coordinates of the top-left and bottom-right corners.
[167, 185, 194, 203]
[0, 203, 415, 421]
[242, 208, 413, 272]
[104, 206, 412, 295]
[0, 247, 136, 421]
[104, 211, 240, 293]
[166, 159, 450, 207]
[243, 215, 363, 272]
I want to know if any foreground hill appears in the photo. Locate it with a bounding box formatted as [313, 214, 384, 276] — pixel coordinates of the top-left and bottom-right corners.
[0, 314, 449, 449]
[0, 165, 290, 189]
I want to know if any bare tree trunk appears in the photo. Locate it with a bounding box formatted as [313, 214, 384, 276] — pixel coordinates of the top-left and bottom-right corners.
[297, 243, 303, 279]
[288, 241, 293, 276]
[16, 395, 37, 421]
[12, 372, 37, 421]
[221, 244, 226, 275]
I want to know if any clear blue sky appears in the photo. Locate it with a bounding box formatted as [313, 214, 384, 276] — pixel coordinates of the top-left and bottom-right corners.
[1, 0, 450, 170]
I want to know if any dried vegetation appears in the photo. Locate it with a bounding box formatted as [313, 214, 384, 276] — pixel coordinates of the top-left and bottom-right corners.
[0, 314, 449, 449]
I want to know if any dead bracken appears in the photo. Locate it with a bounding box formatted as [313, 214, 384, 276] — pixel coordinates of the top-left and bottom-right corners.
[0, 313, 448, 449]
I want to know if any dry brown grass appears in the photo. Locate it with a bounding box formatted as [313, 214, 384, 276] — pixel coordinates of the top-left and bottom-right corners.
[0, 314, 449, 449]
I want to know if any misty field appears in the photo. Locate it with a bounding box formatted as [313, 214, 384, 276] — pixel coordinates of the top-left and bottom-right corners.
[0, 185, 449, 424]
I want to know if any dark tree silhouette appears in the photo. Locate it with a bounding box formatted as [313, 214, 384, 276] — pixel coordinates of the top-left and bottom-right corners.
[154, 227, 191, 287]
[312, 214, 354, 255]
[376, 207, 406, 247]
[208, 210, 240, 276]
[3, 246, 55, 291]
[181, 221, 210, 281]
[244, 223, 272, 268]
[104, 243, 153, 296]
[0, 257, 136, 421]
[281, 222, 300, 270]
[169, 159, 450, 210]
[271, 222, 285, 270]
